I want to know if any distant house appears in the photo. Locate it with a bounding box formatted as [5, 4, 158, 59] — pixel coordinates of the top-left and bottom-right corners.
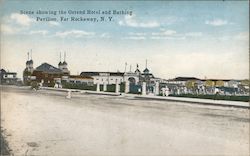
[0, 69, 18, 85]
[228, 80, 241, 88]
[168, 77, 200, 85]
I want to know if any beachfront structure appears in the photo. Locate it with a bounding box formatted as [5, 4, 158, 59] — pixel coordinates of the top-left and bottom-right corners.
[80, 61, 156, 86]
[32, 63, 65, 86]
[23, 52, 70, 86]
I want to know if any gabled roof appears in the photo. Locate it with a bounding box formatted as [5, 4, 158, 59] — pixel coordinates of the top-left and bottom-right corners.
[173, 77, 200, 81]
[143, 68, 150, 73]
[35, 63, 62, 73]
[0, 69, 6, 73]
[110, 72, 124, 76]
[202, 79, 231, 82]
[135, 69, 141, 73]
[62, 61, 67, 65]
[80, 71, 124, 77]
[81, 72, 99, 77]
[69, 75, 93, 79]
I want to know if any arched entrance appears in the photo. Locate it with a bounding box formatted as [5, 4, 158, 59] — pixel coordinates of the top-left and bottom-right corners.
[128, 77, 136, 84]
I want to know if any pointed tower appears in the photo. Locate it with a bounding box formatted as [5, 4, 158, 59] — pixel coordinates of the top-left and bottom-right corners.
[58, 52, 63, 70]
[135, 64, 141, 75]
[23, 50, 34, 85]
[26, 52, 30, 68]
[143, 59, 150, 74]
[62, 52, 68, 69]
[61, 52, 69, 75]
[29, 49, 34, 71]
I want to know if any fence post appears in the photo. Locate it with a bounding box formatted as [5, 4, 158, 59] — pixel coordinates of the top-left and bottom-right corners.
[142, 82, 146, 95]
[103, 82, 107, 92]
[155, 82, 159, 96]
[66, 90, 71, 99]
[125, 81, 130, 93]
[115, 81, 120, 93]
[96, 83, 100, 92]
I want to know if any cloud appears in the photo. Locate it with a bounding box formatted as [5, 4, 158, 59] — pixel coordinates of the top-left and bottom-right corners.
[48, 21, 60, 26]
[100, 33, 111, 38]
[1, 13, 34, 35]
[185, 32, 203, 37]
[123, 36, 146, 40]
[129, 32, 147, 36]
[152, 30, 176, 36]
[162, 16, 185, 26]
[150, 29, 203, 40]
[10, 13, 34, 26]
[150, 36, 185, 40]
[55, 30, 95, 38]
[150, 29, 184, 40]
[205, 19, 228, 26]
[119, 15, 160, 28]
[126, 29, 202, 40]
[29, 30, 48, 36]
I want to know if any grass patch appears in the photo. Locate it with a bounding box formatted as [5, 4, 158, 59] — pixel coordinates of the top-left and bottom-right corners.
[169, 94, 249, 102]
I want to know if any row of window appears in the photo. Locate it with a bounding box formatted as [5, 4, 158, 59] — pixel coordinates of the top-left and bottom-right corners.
[95, 78, 123, 81]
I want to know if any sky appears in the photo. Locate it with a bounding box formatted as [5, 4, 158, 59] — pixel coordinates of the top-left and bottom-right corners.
[0, 0, 249, 80]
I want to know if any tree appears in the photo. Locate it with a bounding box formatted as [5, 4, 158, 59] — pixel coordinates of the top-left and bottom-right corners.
[205, 80, 214, 87]
[185, 80, 195, 89]
[215, 80, 224, 87]
[241, 79, 249, 86]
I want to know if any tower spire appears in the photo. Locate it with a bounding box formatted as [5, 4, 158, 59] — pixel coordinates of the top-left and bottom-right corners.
[64, 51, 66, 62]
[124, 62, 127, 72]
[30, 49, 32, 60]
[27, 52, 29, 61]
[60, 52, 61, 62]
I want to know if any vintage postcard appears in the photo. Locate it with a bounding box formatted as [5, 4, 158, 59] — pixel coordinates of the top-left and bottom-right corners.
[0, 0, 249, 156]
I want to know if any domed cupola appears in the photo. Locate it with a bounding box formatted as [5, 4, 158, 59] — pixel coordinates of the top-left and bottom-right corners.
[143, 68, 149, 73]
[58, 61, 63, 66]
[62, 61, 67, 65]
[30, 59, 33, 64]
